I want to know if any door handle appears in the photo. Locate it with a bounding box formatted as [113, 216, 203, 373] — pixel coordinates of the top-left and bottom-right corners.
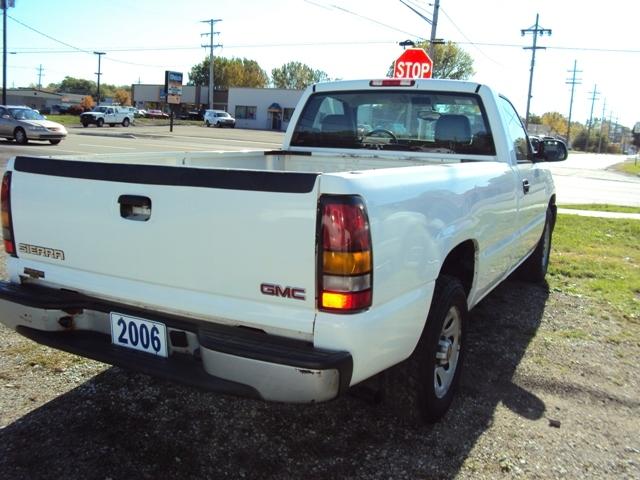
[522, 179, 530, 194]
[118, 195, 151, 221]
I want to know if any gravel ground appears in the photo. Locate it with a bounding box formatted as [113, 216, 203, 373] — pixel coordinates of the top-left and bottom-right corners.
[0, 260, 639, 479]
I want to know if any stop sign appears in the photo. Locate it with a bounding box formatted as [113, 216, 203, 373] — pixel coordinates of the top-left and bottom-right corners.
[393, 48, 433, 79]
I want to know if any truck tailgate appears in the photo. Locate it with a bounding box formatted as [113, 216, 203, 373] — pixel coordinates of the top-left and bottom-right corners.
[9, 157, 321, 337]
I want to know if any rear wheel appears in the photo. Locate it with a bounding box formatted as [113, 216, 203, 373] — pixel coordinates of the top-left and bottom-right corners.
[96, 118, 104, 128]
[122, 118, 130, 127]
[14, 128, 28, 145]
[385, 275, 467, 423]
[49, 139, 61, 145]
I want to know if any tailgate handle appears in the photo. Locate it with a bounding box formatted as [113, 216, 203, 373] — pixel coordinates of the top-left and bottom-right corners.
[118, 195, 151, 221]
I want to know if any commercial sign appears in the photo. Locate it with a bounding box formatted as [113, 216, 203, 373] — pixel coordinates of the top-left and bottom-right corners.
[393, 48, 433, 79]
[164, 71, 183, 105]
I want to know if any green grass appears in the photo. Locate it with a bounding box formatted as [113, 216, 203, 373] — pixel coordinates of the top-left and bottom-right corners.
[45, 114, 203, 128]
[613, 159, 640, 176]
[559, 204, 640, 214]
[549, 215, 640, 322]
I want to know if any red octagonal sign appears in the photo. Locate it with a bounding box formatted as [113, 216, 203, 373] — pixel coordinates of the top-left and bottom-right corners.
[393, 48, 433, 79]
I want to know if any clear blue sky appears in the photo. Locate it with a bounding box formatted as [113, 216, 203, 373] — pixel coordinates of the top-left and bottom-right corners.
[3, 0, 639, 127]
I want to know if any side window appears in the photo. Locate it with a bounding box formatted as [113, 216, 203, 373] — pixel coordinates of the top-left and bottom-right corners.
[498, 96, 530, 161]
[0, 107, 6, 117]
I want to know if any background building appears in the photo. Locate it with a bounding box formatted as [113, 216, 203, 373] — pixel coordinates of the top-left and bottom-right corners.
[131, 85, 303, 131]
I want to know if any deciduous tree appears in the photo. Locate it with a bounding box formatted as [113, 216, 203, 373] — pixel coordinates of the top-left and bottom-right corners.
[80, 95, 95, 111]
[387, 41, 474, 80]
[188, 57, 269, 88]
[114, 89, 131, 106]
[271, 61, 329, 89]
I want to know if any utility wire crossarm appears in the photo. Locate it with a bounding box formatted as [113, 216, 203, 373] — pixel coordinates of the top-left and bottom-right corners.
[521, 13, 551, 130]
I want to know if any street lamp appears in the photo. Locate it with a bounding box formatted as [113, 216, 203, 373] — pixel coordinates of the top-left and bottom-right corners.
[94, 51, 105, 105]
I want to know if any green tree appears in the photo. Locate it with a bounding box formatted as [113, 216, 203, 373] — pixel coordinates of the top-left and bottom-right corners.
[188, 57, 269, 88]
[271, 61, 329, 89]
[55, 76, 96, 95]
[387, 41, 474, 80]
[528, 113, 542, 125]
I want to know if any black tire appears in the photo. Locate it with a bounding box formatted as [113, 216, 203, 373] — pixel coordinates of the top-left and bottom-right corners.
[14, 128, 28, 145]
[205, 120, 210, 127]
[49, 139, 61, 145]
[82, 122, 89, 128]
[96, 118, 104, 128]
[122, 118, 130, 127]
[517, 209, 553, 283]
[384, 275, 467, 424]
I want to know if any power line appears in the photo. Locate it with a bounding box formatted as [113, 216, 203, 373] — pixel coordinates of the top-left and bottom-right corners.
[586, 84, 600, 148]
[438, 7, 500, 65]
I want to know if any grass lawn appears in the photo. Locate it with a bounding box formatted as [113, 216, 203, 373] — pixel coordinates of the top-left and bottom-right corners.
[549, 214, 640, 323]
[45, 114, 202, 128]
[613, 158, 640, 176]
[559, 204, 640, 214]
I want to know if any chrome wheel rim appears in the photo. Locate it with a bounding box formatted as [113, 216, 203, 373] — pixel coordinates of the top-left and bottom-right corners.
[434, 306, 462, 399]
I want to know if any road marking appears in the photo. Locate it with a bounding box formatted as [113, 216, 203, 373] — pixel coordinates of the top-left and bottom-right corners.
[78, 144, 136, 150]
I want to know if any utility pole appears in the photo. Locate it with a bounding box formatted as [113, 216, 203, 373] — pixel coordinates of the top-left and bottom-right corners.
[36, 64, 44, 89]
[201, 19, 222, 110]
[94, 51, 105, 105]
[2, 0, 15, 105]
[521, 13, 552, 130]
[565, 60, 581, 149]
[597, 98, 607, 153]
[398, 0, 442, 60]
[428, 0, 440, 60]
[586, 84, 600, 151]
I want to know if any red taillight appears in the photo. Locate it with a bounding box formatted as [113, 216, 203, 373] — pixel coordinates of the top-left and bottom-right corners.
[319, 196, 372, 313]
[1, 172, 16, 257]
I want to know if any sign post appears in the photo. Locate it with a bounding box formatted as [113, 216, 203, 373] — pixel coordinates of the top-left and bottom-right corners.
[164, 70, 183, 132]
[393, 48, 433, 79]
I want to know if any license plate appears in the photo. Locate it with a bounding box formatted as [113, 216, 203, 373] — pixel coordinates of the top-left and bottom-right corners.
[110, 312, 168, 358]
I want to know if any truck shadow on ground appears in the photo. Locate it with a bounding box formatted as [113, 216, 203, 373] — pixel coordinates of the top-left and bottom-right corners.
[0, 279, 548, 479]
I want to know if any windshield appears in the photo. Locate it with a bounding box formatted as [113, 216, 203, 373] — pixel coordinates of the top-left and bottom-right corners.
[9, 108, 44, 121]
[290, 90, 496, 155]
[93, 107, 109, 113]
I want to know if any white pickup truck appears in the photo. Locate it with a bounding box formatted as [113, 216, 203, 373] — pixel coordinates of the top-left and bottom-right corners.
[0, 79, 567, 422]
[80, 106, 133, 128]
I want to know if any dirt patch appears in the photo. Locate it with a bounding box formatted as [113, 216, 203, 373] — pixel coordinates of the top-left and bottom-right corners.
[1, 277, 638, 479]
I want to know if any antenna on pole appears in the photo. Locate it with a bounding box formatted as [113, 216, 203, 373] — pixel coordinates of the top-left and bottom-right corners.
[521, 13, 552, 130]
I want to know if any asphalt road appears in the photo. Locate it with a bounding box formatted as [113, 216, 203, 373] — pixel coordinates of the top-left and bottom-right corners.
[0, 128, 637, 206]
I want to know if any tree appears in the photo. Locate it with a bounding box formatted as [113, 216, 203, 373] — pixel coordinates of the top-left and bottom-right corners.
[387, 41, 474, 80]
[80, 95, 95, 111]
[113, 89, 131, 106]
[271, 61, 329, 89]
[541, 112, 567, 136]
[188, 57, 269, 88]
[57, 76, 96, 95]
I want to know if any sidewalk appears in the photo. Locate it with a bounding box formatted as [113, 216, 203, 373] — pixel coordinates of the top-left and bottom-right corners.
[557, 208, 640, 220]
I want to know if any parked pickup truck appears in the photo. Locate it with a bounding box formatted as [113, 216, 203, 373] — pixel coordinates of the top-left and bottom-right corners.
[80, 106, 133, 128]
[0, 79, 567, 422]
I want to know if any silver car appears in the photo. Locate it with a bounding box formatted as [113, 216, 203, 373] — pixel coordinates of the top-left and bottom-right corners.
[0, 105, 68, 145]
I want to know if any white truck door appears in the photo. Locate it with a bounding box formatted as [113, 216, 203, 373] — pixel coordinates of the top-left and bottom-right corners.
[497, 97, 547, 264]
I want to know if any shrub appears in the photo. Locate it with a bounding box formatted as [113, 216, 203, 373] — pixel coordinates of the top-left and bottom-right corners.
[67, 104, 84, 116]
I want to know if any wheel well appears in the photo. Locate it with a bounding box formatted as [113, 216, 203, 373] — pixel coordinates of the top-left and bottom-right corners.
[439, 240, 476, 298]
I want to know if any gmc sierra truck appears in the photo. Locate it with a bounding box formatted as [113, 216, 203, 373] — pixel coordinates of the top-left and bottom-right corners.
[0, 79, 567, 422]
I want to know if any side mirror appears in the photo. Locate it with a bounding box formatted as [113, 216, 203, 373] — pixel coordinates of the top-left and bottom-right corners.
[534, 138, 568, 162]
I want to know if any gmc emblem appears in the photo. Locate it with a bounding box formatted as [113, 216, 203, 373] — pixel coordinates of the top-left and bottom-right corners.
[260, 283, 306, 301]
